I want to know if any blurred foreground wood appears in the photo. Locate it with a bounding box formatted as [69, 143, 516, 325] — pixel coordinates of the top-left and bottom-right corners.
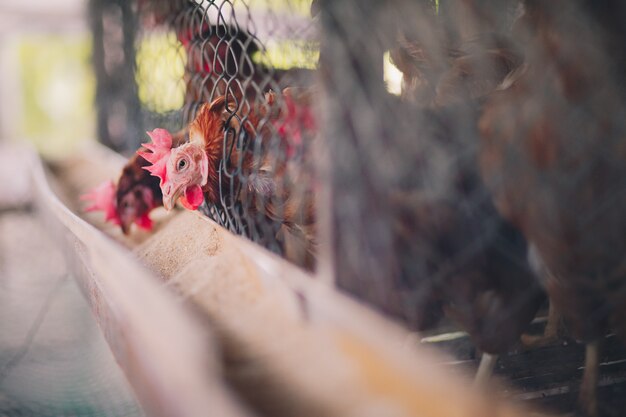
[23, 144, 252, 417]
[32, 143, 544, 417]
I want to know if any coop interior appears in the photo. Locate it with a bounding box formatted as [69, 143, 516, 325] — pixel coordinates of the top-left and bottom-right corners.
[1, 1, 626, 416]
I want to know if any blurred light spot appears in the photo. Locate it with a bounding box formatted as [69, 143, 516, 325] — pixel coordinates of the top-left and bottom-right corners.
[135, 31, 186, 113]
[252, 40, 319, 70]
[421, 331, 468, 343]
[17, 35, 95, 157]
[384, 51, 402, 96]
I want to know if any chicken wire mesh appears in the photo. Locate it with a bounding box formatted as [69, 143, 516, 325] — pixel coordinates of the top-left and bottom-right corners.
[87, 0, 626, 415]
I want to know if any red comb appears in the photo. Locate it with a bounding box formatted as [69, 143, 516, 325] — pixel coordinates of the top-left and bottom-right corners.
[137, 128, 173, 186]
[80, 180, 120, 225]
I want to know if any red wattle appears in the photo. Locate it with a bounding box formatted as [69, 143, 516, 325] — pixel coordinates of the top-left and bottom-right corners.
[179, 184, 205, 210]
[135, 213, 153, 230]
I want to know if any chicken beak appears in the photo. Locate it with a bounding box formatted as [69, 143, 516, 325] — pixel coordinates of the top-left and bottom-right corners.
[120, 219, 132, 235]
[119, 207, 135, 235]
[162, 183, 184, 211]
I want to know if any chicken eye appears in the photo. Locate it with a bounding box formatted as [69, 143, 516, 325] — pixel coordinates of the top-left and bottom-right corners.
[177, 158, 188, 171]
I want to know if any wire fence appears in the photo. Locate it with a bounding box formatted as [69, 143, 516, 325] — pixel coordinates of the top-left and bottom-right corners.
[123, 0, 317, 264]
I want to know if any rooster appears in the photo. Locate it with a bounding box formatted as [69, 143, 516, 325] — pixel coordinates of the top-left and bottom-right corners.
[478, 0, 626, 415]
[139, 89, 317, 268]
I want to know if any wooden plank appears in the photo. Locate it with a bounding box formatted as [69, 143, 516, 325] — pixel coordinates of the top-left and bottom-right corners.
[133, 202, 542, 417]
[24, 145, 252, 417]
[130, 197, 536, 416]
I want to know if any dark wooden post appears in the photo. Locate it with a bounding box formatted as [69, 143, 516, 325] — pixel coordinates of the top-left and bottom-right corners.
[316, 0, 412, 305]
[89, 0, 142, 153]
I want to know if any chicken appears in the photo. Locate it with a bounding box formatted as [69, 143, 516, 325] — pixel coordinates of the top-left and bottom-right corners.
[478, 1, 626, 414]
[139, 89, 317, 268]
[172, 4, 315, 114]
[81, 157, 158, 233]
[378, 4, 542, 381]
[82, 129, 187, 234]
[178, 22, 262, 105]
[140, 0, 315, 123]
[390, 0, 522, 107]
[382, 101, 545, 372]
[114, 152, 163, 234]
[393, 33, 523, 106]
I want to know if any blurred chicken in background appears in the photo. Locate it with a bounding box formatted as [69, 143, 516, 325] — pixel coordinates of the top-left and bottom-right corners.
[328, 0, 545, 383]
[81, 129, 187, 234]
[479, 0, 626, 414]
[140, 0, 315, 110]
[390, 0, 523, 107]
[114, 153, 163, 233]
[378, 96, 545, 383]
